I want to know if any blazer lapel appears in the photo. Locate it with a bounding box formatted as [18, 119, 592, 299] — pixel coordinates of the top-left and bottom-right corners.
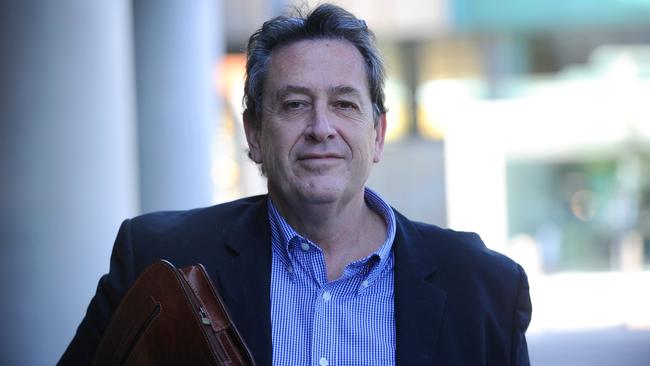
[212, 198, 273, 365]
[394, 213, 447, 365]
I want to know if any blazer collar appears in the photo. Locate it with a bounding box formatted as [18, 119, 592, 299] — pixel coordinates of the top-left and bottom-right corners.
[393, 211, 447, 365]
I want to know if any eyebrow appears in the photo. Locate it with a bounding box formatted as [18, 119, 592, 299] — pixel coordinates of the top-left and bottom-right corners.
[329, 85, 362, 99]
[274, 85, 311, 102]
[273, 85, 363, 101]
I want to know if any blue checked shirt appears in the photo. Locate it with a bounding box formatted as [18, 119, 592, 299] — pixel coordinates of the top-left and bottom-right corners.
[269, 187, 397, 366]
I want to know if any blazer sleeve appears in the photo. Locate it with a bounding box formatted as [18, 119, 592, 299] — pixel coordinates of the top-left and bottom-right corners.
[511, 264, 532, 366]
[58, 219, 137, 365]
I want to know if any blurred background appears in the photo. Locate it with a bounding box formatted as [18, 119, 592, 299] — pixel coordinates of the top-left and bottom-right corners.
[1, 0, 650, 365]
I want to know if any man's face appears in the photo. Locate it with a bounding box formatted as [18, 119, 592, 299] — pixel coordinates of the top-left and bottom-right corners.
[244, 39, 386, 208]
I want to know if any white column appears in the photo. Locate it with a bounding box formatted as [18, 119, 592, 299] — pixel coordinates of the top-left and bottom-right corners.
[133, 0, 222, 212]
[0, 1, 138, 365]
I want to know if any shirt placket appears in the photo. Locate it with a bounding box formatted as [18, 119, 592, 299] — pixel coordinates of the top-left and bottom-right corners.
[292, 239, 335, 366]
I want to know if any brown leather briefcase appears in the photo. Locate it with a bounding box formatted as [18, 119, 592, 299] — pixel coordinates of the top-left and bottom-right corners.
[93, 260, 255, 365]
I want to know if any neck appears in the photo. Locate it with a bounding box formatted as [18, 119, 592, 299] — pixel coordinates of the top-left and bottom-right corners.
[270, 189, 387, 281]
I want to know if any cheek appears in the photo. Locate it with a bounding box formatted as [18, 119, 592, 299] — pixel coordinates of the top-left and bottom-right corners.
[270, 126, 303, 151]
[261, 129, 292, 165]
[360, 129, 378, 155]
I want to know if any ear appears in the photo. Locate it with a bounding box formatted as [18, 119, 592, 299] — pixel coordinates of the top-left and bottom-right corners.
[243, 113, 263, 163]
[373, 113, 387, 163]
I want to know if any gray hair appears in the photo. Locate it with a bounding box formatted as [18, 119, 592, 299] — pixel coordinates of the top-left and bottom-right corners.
[243, 3, 387, 130]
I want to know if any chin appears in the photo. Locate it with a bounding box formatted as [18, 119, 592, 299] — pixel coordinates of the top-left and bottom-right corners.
[299, 189, 341, 204]
[296, 181, 346, 204]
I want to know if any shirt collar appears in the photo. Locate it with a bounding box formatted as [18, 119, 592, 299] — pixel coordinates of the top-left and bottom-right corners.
[267, 187, 397, 272]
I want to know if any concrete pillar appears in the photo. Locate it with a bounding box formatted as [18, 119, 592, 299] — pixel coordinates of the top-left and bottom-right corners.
[133, 0, 222, 212]
[0, 1, 138, 365]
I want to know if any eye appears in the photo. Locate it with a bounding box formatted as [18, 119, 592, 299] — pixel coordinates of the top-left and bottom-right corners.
[283, 100, 308, 111]
[334, 100, 358, 110]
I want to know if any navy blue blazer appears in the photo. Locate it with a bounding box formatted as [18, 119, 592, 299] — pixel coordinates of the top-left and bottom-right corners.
[59, 195, 531, 365]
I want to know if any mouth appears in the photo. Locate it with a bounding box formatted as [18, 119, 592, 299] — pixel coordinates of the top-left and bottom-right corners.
[297, 153, 344, 161]
[296, 154, 344, 170]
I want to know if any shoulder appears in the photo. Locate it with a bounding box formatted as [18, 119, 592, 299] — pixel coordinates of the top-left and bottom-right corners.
[395, 210, 524, 287]
[118, 195, 268, 269]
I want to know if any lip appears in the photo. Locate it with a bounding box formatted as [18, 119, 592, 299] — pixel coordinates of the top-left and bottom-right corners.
[297, 153, 344, 160]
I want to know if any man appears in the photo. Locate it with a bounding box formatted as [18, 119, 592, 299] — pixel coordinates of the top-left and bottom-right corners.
[60, 4, 531, 365]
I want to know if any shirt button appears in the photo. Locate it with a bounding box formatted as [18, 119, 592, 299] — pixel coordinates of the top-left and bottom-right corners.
[319, 357, 328, 366]
[361, 280, 369, 288]
[287, 266, 294, 274]
[322, 291, 332, 301]
[300, 242, 310, 251]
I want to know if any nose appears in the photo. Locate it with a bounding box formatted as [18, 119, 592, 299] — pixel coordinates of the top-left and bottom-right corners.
[305, 104, 336, 142]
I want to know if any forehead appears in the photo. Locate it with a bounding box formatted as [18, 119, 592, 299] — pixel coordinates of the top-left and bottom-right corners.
[264, 39, 370, 97]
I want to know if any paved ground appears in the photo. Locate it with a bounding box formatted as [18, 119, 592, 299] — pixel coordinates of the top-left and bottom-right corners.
[528, 327, 650, 366]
